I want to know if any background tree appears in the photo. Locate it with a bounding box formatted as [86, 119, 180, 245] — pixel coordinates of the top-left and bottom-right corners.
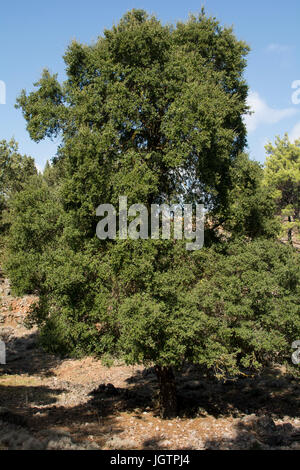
[263, 134, 300, 244]
[215, 152, 280, 240]
[5, 9, 299, 417]
[0, 139, 36, 248]
[4, 167, 63, 295]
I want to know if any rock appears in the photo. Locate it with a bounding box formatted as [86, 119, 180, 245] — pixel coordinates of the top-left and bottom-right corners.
[22, 437, 44, 450]
[256, 416, 276, 432]
[90, 382, 120, 397]
[142, 367, 155, 377]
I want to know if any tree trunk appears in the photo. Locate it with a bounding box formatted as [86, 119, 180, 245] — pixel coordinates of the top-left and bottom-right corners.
[155, 365, 177, 419]
[288, 215, 293, 245]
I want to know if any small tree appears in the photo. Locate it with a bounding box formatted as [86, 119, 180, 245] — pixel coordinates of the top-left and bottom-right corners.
[0, 139, 37, 263]
[0, 139, 36, 236]
[221, 152, 280, 239]
[263, 134, 300, 244]
[4, 169, 63, 295]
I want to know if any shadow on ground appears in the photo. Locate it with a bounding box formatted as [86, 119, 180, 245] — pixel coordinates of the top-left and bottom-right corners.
[174, 365, 300, 419]
[203, 415, 300, 449]
[1, 339, 300, 449]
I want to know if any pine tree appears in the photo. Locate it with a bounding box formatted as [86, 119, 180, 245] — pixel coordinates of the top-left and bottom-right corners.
[263, 134, 300, 244]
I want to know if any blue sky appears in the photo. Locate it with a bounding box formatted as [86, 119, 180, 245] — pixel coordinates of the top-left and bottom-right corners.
[0, 0, 299, 170]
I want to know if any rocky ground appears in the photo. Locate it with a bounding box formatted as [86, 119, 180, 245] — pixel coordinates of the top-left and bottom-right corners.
[1, 274, 300, 450]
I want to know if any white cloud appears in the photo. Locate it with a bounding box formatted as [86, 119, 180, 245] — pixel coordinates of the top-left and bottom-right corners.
[244, 91, 298, 133]
[289, 121, 300, 142]
[266, 43, 291, 53]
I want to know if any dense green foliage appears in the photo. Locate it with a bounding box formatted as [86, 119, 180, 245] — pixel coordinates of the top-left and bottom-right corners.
[0, 139, 36, 240]
[223, 152, 280, 238]
[117, 238, 300, 372]
[3, 9, 299, 416]
[4, 170, 63, 293]
[263, 134, 300, 242]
